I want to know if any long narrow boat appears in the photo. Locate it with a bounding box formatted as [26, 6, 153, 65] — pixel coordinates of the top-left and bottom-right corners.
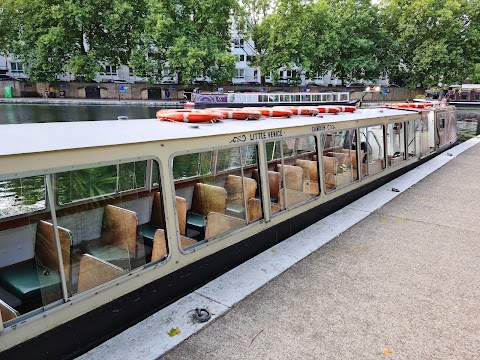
[192, 90, 357, 109]
[0, 104, 456, 359]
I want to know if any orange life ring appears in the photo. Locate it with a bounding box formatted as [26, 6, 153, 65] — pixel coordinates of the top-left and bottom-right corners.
[156, 110, 224, 123]
[334, 105, 357, 113]
[245, 108, 293, 117]
[274, 106, 319, 116]
[209, 108, 262, 120]
[392, 103, 434, 109]
[315, 106, 341, 114]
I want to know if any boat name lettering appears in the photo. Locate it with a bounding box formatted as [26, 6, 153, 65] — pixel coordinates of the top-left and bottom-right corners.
[249, 130, 283, 141]
[312, 124, 335, 132]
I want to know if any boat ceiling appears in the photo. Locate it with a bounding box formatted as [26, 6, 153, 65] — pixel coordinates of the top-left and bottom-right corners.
[0, 108, 415, 157]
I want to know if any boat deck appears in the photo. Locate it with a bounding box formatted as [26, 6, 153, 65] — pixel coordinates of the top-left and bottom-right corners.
[78, 136, 480, 360]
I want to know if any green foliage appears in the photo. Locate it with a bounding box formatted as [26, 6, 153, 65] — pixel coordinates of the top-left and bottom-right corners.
[380, 0, 480, 88]
[0, 0, 147, 82]
[134, 0, 239, 85]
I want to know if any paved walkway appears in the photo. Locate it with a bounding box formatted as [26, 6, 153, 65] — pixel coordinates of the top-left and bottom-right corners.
[80, 137, 480, 360]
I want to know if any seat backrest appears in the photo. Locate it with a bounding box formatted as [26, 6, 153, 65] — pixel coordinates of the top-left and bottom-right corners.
[150, 192, 165, 229]
[278, 188, 313, 207]
[322, 156, 338, 176]
[303, 180, 319, 195]
[101, 205, 138, 255]
[151, 229, 167, 262]
[151, 193, 187, 236]
[327, 152, 351, 166]
[204, 212, 245, 239]
[225, 175, 257, 206]
[77, 254, 124, 292]
[251, 169, 282, 200]
[35, 220, 73, 280]
[275, 164, 304, 191]
[339, 149, 364, 169]
[0, 298, 19, 322]
[295, 159, 319, 182]
[190, 183, 227, 216]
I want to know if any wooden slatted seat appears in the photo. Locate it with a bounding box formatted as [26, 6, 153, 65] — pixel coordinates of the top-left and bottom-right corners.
[278, 188, 314, 208]
[141, 193, 188, 246]
[0, 221, 72, 303]
[327, 151, 352, 166]
[247, 198, 281, 221]
[0, 298, 20, 322]
[150, 229, 198, 262]
[251, 169, 282, 203]
[77, 254, 124, 292]
[187, 183, 227, 235]
[275, 164, 304, 191]
[83, 205, 138, 270]
[339, 149, 364, 169]
[224, 175, 257, 218]
[204, 212, 245, 240]
[303, 180, 320, 195]
[295, 159, 319, 181]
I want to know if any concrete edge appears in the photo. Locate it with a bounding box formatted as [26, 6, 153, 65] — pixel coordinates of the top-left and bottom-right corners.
[77, 135, 480, 360]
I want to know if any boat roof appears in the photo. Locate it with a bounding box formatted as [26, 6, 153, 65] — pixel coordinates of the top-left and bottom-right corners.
[0, 108, 416, 157]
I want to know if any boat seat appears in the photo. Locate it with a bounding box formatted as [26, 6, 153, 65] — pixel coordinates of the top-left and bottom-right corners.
[204, 212, 245, 240]
[295, 159, 319, 181]
[251, 169, 282, 203]
[303, 180, 320, 195]
[0, 221, 72, 303]
[339, 149, 364, 169]
[225, 175, 257, 218]
[187, 183, 227, 235]
[0, 286, 21, 308]
[247, 198, 281, 221]
[77, 254, 124, 292]
[141, 194, 188, 246]
[275, 164, 304, 191]
[151, 229, 198, 262]
[84, 205, 138, 270]
[326, 151, 352, 167]
[278, 188, 313, 208]
[0, 298, 20, 322]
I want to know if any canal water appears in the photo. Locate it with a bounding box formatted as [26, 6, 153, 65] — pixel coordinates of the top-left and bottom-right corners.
[1, 104, 479, 142]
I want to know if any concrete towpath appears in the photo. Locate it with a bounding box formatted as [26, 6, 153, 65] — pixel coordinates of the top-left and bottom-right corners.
[79, 136, 480, 360]
[159, 141, 480, 360]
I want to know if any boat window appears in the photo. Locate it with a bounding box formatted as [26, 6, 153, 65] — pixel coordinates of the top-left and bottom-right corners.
[406, 120, 421, 158]
[269, 95, 279, 102]
[339, 93, 349, 101]
[173, 145, 262, 250]
[259, 94, 268, 103]
[301, 95, 311, 102]
[265, 135, 319, 213]
[0, 158, 160, 326]
[0, 175, 46, 219]
[321, 129, 358, 193]
[386, 122, 406, 166]
[173, 152, 213, 180]
[56, 161, 147, 205]
[460, 93, 468, 100]
[359, 125, 386, 177]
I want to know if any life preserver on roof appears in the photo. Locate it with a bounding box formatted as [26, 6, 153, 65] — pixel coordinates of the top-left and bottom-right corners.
[244, 107, 293, 117]
[274, 106, 319, 116]
[156, 109, 224, 123]
[393, 103, 434, 109]
[209, 108, 262, 120]
[315, 106, 341, 114]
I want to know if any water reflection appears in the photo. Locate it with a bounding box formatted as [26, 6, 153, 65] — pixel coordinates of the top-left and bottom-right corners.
[0, 104, 160, 124]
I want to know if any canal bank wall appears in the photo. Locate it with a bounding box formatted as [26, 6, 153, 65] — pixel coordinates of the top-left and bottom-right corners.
[0, 80, 423, 102]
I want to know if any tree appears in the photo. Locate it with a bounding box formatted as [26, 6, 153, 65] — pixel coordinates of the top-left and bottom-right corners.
[380, 0, 480, 88]
[132, 0, 239, 85]
[325, 0, 386, 86]
[0, 0, 147, 82]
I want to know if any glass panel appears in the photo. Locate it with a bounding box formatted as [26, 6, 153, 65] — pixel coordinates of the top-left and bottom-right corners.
[322, 130, 356, 192]
[266, 136, 318, 213]
[359, 125, 385, 177]
[175, 145, 259, 249]
[387, 122, 406, 166]
[173, 152, 213, 180]
[0, 174, 63, 326]
[407, 120, 420, 158]
[0, 175, 46, 219]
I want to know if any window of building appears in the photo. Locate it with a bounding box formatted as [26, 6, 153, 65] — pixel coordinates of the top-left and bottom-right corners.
[235, 69, 245, 79]
[104, 65, 117, 76]
[10, 62, 24, 73]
